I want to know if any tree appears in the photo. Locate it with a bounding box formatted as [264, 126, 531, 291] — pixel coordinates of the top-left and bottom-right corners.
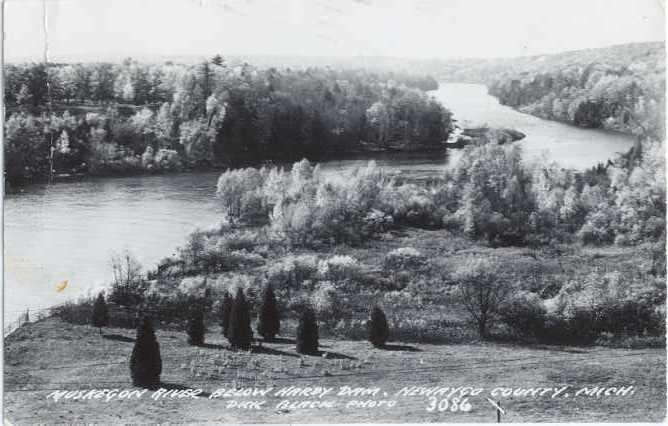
[367, 305, 389, 347]
[25, 63, 49, 109]
[366, 102, 390, 147]
[91, 63, 116, 103]
[57, 65, 77, 104]
[179, 119, 213, 163]
[257, 284, 280, 340]
[211, 54, 225, 66]
[109, 251, 145, 306]
[155, 102, 175, 148]
[186, 305, 205, 346]
[73, 64, 92, 104]
[228, 288, 253, 350]
[219, 291, 233, 337]
[216, 167, 265, 223]
[455, 257, 512, 338]
[129, 317, 162, 388]
[91, 292, 109, 335]
[296, 307, 319, 354]
[4, 113, 46, 185]
[16, 84, 32, 110]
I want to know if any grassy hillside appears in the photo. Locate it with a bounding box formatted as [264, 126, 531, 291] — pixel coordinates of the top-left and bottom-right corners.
[4, 317, 665, 423]
[5, 226, 665, 422]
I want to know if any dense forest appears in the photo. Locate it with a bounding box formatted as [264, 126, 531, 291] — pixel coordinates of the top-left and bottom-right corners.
[4, 57, 449, 186]
[485, 42, 665, 140]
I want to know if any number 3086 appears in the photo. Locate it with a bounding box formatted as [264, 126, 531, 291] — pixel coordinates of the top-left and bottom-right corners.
[425, 397, 472, 412]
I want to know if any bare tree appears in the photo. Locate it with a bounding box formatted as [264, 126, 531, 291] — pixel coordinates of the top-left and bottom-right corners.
[454, 257, 513, 338]
[109, 250, 145, 306]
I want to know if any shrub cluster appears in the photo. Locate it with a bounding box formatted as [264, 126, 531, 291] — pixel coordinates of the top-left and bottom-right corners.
[215, 137, 665, 251]
[216, 160, 450, 246]
[497, 271, 666, 344]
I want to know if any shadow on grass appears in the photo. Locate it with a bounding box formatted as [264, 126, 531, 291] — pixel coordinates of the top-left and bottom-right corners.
[252, 345, 299, 357]
[380, 344, 421, 352]
[531, 344, 588, 354]
[308, 350, 357, 360]
[102, 333, 134, 343]
[487, 335, 592, 353]
[264, 337, 296, 344]
[201, 342, 228, 350]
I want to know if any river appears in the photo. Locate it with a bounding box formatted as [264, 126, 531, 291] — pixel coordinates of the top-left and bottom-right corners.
[3, 83, 635, 322]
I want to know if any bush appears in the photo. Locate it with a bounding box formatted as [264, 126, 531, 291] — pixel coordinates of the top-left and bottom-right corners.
[91, 292, 109, 334]
[383, 247, 426, 272]
[363, 209, 394, 235]
[498, 291, 546, 339]
[178, 276, 208, 297]
[217, 274, 261, 312]
[317, 255, 361, 283]
[384, 185, 441, 228]
[598, 299, 664, 336]
[270, 160, 397, 246]
[153, 149, 180, 171]
[367, 306, 389, 347]
[542, 271, 666, 343]
[219, 291, 233, 337]
[257, 284, 280, 340]
[330, 314, 476, 344]
[186, 306, 205, 346]
[296, 308, 319, 354]
[577, 209, 615, 245]
[176, 230, 267, 275]
[287, 295, 313, 315]
[228, 288, 253, 350]
[310, 282, 345, 324]
[129, 317, 162, 388]
[266, 255, 319, 296]
[216, 167, 269, 224]
[53, 299, 94, 325]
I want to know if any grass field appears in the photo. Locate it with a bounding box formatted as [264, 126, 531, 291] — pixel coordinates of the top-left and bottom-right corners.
[4, 317, 665, 423]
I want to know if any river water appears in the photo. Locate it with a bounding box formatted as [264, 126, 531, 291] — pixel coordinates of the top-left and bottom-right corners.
[3, 83, 635, 322]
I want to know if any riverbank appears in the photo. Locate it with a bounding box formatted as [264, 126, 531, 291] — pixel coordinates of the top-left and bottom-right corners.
[3, 83, 639, 327]
[5, 145, 451, 194]
[430, 83, 635, 169]
[5, 123, 525, 194]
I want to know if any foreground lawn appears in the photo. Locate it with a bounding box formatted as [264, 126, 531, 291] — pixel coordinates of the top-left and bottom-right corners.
[4, 318, 665, 423]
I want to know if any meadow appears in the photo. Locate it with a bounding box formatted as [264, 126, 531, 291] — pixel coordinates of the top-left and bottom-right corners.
[4, 316, 665, 423]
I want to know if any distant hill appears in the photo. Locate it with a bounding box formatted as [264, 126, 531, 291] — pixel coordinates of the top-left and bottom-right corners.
[8, 41, 664, 79]
[480, 42, 665, 139]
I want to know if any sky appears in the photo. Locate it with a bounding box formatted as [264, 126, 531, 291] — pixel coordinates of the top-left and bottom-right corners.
[3, 0, 666, 62]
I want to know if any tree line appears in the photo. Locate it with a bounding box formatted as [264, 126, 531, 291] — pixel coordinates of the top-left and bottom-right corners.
[486, 42, 665, 140]
[91, 289, 389, 388]
[4, 57, 451, 187]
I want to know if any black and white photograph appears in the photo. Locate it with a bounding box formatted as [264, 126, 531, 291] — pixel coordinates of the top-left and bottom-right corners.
[2, 0, 666, 423]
